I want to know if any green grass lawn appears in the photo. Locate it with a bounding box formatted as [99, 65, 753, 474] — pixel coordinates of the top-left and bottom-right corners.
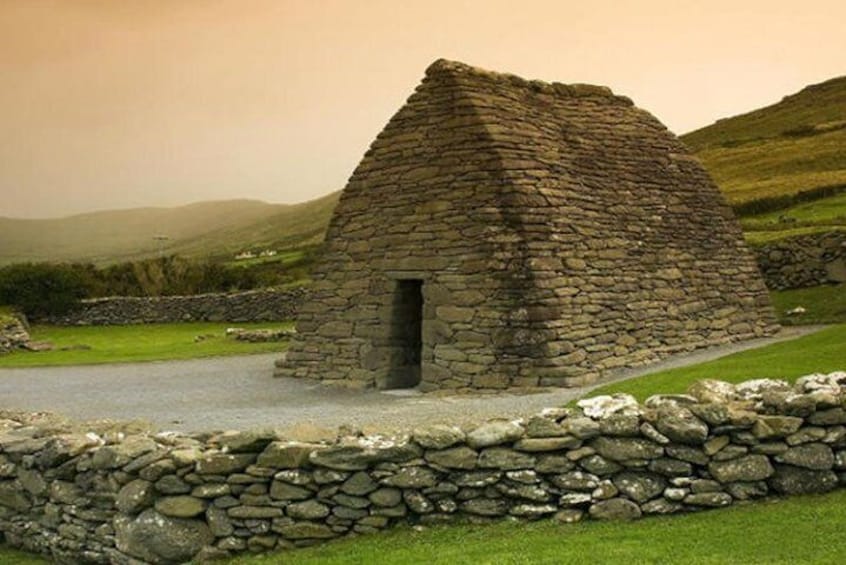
[587, 323, 845, 402]
[740, 192, 846, 243]
[741, 192, 846, 228]
[0, 321, 292, 368]
[770, 284, 846, 325]
[0, 546, 47, 565]
[221, 489, 846, 565]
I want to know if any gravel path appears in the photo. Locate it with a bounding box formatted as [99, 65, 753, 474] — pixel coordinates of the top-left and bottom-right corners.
[0, 326, 824, 436]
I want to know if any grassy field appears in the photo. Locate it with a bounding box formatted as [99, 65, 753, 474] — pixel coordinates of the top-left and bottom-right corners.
[0, 546, 46, 565]
[587, 323, 845, 401]
[740, 192, 845, 243]
[681, 75, 846, 244]
[770, 284, 846, 325]
[0, 321, 292, 367]
[694, 128, 846, 205]
[682, 76, 846, 152]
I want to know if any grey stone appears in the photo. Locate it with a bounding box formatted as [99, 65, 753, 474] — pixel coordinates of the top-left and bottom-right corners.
[579, 454, 622, 476]
[466, 421, 524, 448]
[287, 500, 330, 520]
[641, 498, 682, 514]
[591, 437, 663, 461]
[269, 480, 313, 500]
[212, 430, 275, 453]
[769, 465, 839, 494]
[404, 491, 434, 513]
[599, 414, 641, 437]
[588, 498, 642, 521]
[655, 408, 709, 445]
[708, 455, 774, 483]
[683, 492, 732, 507]
[563, 417, 601, 440]
[612, 471, 666, 503]
[413, 425, 465, 449]
[155, 475, 191, 495]
[309, 440, 421, 471]
[510, 503, 557, 517]
[257, 442, 324, 468]
[116, 479, 155, 514]
[425, 446, 478, 469]
[369, 487, 402, 507]
[553, 509, 584, 523]
[227, 505, 284, 519]
[725, 481, 768, 500]
[17, 469, 46, 496]
[274, 521, 337, 540]
[190, 484, 229, 499]
[551, 471, 600, 491]
[341, 471, 379, 495]
[0, 481, 30, 511]
[381, 467, 438, 488]
[648, 458, 692, 477]
[752, 416, 804, 439]
[535, 455, 575, 474]
[91, 438, 158, 470]
[477, 447, 535, 470]
[775, 443, 835, 470]
[513, 436, 580, 452]
[154, 495, 206, 518]
[115, 509, 213, 564]
[195, 453, 256, 475]
[206, 506, 234, 537]
[460, 498, 509, 516]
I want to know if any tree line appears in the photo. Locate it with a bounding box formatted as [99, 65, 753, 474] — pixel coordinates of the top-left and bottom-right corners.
[0, 252, 315, 318]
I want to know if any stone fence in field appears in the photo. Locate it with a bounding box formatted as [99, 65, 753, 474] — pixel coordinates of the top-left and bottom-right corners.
[752, 231, 846, 290]
[0, 314, 30, 354]
[1, 373, 845, 563]
[33, 287, 311, 326]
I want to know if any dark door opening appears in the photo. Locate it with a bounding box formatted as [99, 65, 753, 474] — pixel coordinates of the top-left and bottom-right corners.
[386, 279, 423, 389]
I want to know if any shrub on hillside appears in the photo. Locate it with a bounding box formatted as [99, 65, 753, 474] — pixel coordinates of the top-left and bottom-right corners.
[0, 263, 90, 317]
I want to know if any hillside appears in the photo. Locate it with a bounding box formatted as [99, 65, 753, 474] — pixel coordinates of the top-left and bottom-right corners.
[682, 76, 846, 205]
[681, 75, 846, 243]
[0, 193, 339, 265]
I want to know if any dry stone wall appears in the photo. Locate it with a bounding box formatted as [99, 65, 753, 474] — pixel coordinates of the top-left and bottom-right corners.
[2, 373, 846, 563]
[33, 287, 309, 326]
[0, 314, 30, 354]
[753, 231, 846, 290]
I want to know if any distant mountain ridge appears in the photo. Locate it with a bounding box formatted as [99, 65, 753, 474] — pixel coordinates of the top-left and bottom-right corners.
[0, 193, 340, 265]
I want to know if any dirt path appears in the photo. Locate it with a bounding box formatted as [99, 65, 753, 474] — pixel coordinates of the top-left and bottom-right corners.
[0, 326, 824, 436]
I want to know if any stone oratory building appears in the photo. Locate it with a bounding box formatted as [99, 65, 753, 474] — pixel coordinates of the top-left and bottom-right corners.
[278, 60, 778, 391]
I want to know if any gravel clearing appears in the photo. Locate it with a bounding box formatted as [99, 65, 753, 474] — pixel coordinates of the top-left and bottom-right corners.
[0, 326, 823, 436]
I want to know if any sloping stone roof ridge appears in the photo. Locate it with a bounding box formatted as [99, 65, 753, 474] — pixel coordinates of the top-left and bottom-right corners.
[424, 58, 634, 105]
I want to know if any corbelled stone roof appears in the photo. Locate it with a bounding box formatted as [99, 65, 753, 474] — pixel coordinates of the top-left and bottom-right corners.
[280, 59, 778, 391]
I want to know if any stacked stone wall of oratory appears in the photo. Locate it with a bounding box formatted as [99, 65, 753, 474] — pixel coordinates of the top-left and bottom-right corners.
[1, 374, 845, 563]
[280, 59, 778, 391]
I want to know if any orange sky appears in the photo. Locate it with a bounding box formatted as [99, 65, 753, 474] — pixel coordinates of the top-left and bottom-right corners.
[1, 0, 844, 218]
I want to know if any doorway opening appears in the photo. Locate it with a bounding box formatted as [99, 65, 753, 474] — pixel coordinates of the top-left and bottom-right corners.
[386, 279, 423, 389]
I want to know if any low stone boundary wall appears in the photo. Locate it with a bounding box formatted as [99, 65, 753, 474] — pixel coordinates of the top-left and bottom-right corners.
[1, 373, 845, 563]
[33, 287, 311, 326]
[0, 314, 29, 354]
[753, 231, 846, 290]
